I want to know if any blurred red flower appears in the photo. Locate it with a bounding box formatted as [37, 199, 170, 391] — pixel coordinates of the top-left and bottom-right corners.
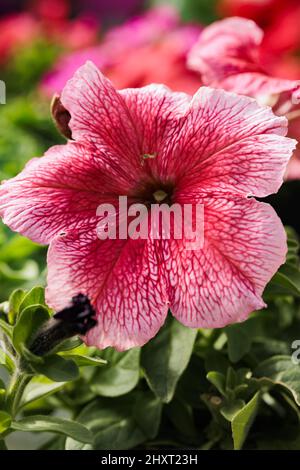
[29, 0, 99, 50]
[188, 17, 300, 180]
[218, 0, 300, 79]
[42, 6, 202, 96]
[218, 0, 298, 33]
[0, 0, 99, 64]
[0, 13, 39, 63]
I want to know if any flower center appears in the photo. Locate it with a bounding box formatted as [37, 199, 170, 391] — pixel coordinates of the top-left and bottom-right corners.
[153, 189, 168, 202]
[132, 180, 174, 207]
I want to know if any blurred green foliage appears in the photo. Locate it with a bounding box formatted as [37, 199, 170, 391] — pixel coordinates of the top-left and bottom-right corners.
[0, 224, 45, 302]
[0, 94, 63, 301]
[150, 0, 219, 23]
[0, 96, 63, 180]
[0, 36, 64, 302]
[0, 51, 63, 301]
[1, 39, 60, 98]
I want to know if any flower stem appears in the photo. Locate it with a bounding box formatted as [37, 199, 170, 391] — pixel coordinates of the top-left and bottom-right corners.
[6, 370, 31, 418]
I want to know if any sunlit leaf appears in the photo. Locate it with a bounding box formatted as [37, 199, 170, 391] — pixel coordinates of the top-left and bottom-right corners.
[253, 356, 300, 406]
[11, 415, 93, 444]
[91, 348, 140, 397]
[32, 354, 79, 382]
[65, 391, 162, 450]
[0, 411, 11, 435]
[141, 317, 197, 403]
[231, 392, 260, 450]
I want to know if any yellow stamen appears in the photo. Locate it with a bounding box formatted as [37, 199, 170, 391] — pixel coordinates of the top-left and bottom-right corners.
[153, 189, 168, 202]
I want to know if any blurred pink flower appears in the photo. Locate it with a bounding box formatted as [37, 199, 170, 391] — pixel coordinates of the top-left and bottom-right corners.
[44, 15, 99, 50]
[0, 0, 99, 64]
[0, 13, 39, 63]
[188, 17, 300, 180]
[42, 6, 201, 95]
[0, 62, 294, 349]
[218, 0, 300, 57]
[31, 0, 99, 50]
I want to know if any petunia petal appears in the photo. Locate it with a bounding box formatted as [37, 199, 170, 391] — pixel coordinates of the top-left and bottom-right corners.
[61, 61, 142, 173]
[216, 72, 300, 102]
[166, 87, 296, 197]
[0, 141, 139, 244]
[188, 17, 300, 99]
[46, 232, 169, 351]
[164, 196, 287, 328]
[119, 84, 191, 179]
[188, 17, 263, 83]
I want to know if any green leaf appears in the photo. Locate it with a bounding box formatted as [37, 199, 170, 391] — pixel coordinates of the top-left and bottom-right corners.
[18, 286, 45, 313]
[264, 226, 300, 299]
[0, 346, 14, 374]
[57, 337, 82, 351]
[226, 367, 237, 391]
[220, 399, 245, 422]
[0, 391, 5, 410]
[0, 439, 7, 450]
[285, 227, 299, 266]
[0, 319, 13, 338]
[12, 304, 50, 353]
[8, 288, 26, 324]
[0, 260, 39, 282]
[225, 316, 262, 363]
[66, 391, 162, 450]
[11, 415, 93, 444]
[20, 344, 44, 364]
[231, 392, 260, 450]
[63, 354, 107, 368]
[207, 371, 226, 396]
[38, 435, 66, 450]
[0, 237, 40, 264]
[32, 354, 79, 382]
[141, 317, 197, 402]
[20, 376, 65, 408]
[266, 265, 300, 298]
[225, 324, 252, 363]
[91, 348, 140, 397]
[253, 355, 300, 405]
[0, 411, 11, 434]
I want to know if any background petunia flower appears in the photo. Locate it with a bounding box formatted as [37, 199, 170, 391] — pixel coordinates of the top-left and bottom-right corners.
[0, 62, 295, 350]
[187, 17, 300, 180]
[41, 6, 202, 96]
[0, 13, 39, 64]
[0, 0, 99, 65]
[218, 0, 300, 60]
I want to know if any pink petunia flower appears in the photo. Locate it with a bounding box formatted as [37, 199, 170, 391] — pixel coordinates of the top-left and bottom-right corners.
[0, 2, 99, 65]
[41, 6, 201, 96]
[0, 13, 39, 64]
[0, 62, 295, 350]
[33, 0, 99, 51]
[218, 0, 300, 57]
[187, 17, 300, 180]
